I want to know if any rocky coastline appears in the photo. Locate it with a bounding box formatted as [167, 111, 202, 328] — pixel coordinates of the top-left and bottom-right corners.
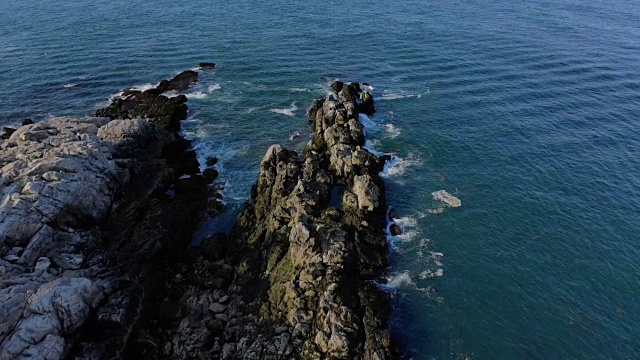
[0, 69, 400, 359]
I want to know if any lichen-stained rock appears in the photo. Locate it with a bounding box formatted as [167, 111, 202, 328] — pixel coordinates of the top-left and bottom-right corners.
[224, 83, 400, 359]
[0, 107, 214, 360]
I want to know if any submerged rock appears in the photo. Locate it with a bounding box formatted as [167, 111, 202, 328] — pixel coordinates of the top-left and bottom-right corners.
[5, 73, 398, 360]
[199, 62, 217, 69]
[205, 156, 218, 166]
[432, 189, 462, 208]
[360, 91, 376, 116]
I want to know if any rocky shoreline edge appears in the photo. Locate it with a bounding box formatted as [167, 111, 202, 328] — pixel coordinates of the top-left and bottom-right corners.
[0, 68, 401, 360]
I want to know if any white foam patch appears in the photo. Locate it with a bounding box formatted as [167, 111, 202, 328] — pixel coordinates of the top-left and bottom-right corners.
[208, 83, 222, 92]
[419, 269, 444, 279]
[185, 91, 207, 99]
[430, 252, 444, 267]
[390, 212, 427, 243]
[380, 90, 422, 101]
[130, 83, 157, 92]
[289, 87, 311, 92]
[381, 153, 423, 177]
[63, 83, 77, 88]
[269, 102, 298, 117]
[394, 215, 417, 229]
[383, 123, 401, 138]
[247, 107, 259, 113]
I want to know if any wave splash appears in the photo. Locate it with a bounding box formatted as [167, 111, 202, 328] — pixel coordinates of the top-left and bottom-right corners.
[383, 123, 401, 138]
[269, 102, 298, 116]
[382, 153, 423, 177]
[380, 90, 423, 100]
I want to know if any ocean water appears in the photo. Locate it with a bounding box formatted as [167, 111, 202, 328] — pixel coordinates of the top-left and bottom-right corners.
[2, 0, 640, 358]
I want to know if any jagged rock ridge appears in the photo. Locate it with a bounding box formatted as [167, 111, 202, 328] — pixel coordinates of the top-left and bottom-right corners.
[216, 83, 400, 359]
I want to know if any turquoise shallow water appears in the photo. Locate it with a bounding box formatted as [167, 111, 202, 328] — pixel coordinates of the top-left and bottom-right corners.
[2, 0, 640, 358]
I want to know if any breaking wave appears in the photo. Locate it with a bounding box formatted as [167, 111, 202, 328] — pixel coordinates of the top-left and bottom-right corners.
[269, 102, 298, 116]
[381, 153, 423, 177]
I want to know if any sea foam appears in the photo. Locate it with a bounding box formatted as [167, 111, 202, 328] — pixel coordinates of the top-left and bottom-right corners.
[185, 91, 207, 99]
[381, 153, 423, 177]
[377, 271, 431, 292]
[364, 139, 383, 156]
[109, 82, 158, 100]
[269, 102, 298, 116]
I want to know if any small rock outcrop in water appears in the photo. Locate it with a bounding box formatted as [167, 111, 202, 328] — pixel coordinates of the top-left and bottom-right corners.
[94, 70, 200, 131]
[0, 70, 223, 359]
[429, 189, 461, 214]
[199, 62, 217, 69]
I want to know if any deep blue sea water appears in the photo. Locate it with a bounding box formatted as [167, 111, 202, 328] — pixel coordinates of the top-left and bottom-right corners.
[2, 0, 640, 358]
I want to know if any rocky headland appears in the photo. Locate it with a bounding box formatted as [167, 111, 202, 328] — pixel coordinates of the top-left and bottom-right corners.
[0, 69, 400, 359]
